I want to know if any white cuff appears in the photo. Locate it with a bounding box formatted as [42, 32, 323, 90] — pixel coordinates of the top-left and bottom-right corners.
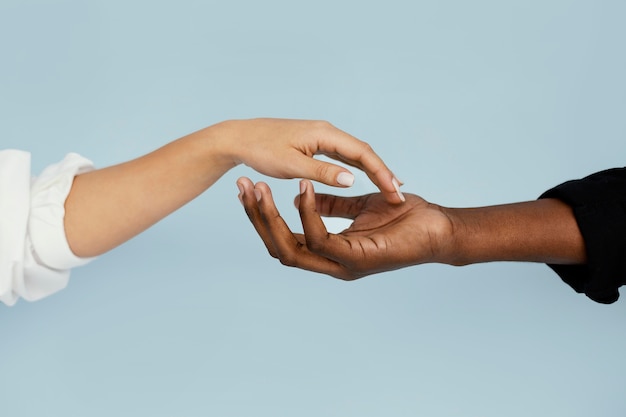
[28, 153, 97, 270]
[0, 150, 31, 306]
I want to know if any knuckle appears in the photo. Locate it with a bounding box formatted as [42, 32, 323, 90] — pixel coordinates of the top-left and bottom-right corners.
[313, 120, 333, 130]
[314, 163, 332, 182]
[278, 254, 296, 267]
[277, 250, 298, 267]
[359, 141, 374, 155]
[307, 240, 322, 254]
[306, 234, 328, 253]
[335, 271, 358, 281]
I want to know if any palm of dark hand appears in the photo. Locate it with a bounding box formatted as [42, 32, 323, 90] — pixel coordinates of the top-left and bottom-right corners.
[309, 193, 451, 277]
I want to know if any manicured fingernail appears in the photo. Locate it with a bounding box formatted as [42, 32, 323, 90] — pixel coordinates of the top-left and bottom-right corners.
[337, 172, 354, 187]
[300, 180, 307, 195]
[254, 189, 262, 202]
[392, 178, 405, 202]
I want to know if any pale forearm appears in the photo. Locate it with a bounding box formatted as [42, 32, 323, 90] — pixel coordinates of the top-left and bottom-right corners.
[64, 123, 234, 257]
[442, 198, 587, 266]
[63, 118, 400, 259]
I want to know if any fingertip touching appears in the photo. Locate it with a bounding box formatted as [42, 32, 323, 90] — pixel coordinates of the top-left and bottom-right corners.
[298, 179, 315, 207]
[373, 173, 405, 204]
[392, 177, 406, 203]
[363, 163, 405, 204]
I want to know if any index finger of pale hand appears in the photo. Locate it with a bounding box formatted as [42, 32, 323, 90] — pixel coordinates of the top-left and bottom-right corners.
[315, 125, 404, 204]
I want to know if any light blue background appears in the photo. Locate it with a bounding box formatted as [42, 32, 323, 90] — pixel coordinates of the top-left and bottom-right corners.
[1, 0, 625, 416]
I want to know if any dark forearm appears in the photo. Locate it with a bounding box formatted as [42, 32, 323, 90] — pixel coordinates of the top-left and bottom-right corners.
[442, 198, 587, 266]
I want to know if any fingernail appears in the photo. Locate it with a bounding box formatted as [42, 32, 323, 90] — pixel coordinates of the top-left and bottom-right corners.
[337, 172, 355, 187]
[236, 183, 244, 205]
[300, 180, 307, 195]
[392, 178, 406, 202]
[254, 189, 262, 202]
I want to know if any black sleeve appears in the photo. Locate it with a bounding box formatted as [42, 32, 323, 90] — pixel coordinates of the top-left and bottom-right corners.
[539, 168, 626, 304]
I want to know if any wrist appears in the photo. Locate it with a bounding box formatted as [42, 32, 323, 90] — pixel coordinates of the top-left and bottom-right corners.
[206, 118, 268, 168]
[408, 202, 459, 266]
[193, 120, 241, 172]
[435, 206, 470, 266]
[438, 205, 516, 266]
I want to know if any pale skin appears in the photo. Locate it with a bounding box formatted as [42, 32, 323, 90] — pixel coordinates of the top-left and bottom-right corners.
[236, 178, 587, 280]
[63, 119, 404, 258]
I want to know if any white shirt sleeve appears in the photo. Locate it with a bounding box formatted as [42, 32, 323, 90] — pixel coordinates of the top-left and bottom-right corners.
[0, 150, 96, 306]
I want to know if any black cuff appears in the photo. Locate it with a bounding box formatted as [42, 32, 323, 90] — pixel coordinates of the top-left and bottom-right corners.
[539, 168, 626, 304]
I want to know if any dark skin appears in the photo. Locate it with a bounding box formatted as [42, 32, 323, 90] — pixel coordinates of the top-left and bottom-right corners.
[237, 177, 587, 280]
